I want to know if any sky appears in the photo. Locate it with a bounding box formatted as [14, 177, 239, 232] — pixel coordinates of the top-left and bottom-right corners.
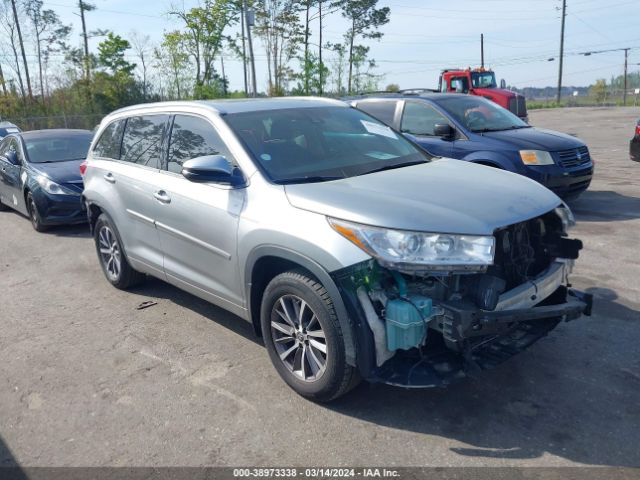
[50, 0, 640, 93]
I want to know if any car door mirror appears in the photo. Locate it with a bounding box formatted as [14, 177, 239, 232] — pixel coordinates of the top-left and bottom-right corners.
[2, 150, 19, 166]
[181, 155, 243, 186]
[434, 123, 455, 139]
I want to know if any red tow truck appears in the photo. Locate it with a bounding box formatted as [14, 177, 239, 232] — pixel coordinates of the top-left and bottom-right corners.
[438, 67, 528, 120]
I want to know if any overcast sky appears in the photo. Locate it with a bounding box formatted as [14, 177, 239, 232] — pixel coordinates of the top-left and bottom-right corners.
[51, 0, 639, 92]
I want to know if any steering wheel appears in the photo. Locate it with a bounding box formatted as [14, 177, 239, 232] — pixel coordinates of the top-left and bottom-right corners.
[465, 110, 486, 130]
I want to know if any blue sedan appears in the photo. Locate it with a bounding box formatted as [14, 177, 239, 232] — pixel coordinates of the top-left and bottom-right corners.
[351, 94, 593, 199]
[0, 129, 93, 231]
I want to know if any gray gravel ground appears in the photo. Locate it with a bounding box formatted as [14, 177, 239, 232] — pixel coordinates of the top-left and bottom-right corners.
[0, 107, 639, 468]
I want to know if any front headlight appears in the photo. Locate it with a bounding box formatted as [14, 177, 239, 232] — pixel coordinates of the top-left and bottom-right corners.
[519, 150, 554, 166]
[555, 202, 576, 232]
[328, 218, 495, 272]
[35, 175, 79, 196]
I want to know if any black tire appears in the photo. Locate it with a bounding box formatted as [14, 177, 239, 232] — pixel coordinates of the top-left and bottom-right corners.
[94, 213, 145, 289]
[26, 192, 48, 232]
[260, 269, 360, 402]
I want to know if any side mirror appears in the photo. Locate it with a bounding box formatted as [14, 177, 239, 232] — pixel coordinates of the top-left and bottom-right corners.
[434, 123, 455, 139]
[181, 155, 243, 186]
[2, 150, 19, 166]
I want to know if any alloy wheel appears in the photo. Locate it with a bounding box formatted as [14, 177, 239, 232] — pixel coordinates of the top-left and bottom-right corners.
[270, 294, 327, 382]
[98, 226, 122, 281]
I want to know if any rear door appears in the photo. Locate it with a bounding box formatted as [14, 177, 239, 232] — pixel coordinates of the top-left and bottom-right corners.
[399, 100, 453, 158]
[153, 113, 246, 311]
[92, 115, 169, 276]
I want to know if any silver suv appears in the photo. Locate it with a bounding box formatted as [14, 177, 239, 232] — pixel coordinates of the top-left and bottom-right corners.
[82, 98, 592, 401]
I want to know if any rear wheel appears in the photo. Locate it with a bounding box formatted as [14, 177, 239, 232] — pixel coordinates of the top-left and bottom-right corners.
[94, 213, 144, 289]
[260, 270, 359, 402]
[26, 192, 48, 232]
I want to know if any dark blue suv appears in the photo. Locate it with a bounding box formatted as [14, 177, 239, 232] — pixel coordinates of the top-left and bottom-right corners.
[351, 94, 593, 199]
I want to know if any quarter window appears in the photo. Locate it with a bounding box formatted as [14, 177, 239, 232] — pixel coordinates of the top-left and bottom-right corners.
[356, 101, 397, 126]
[120, 115, 169, 168]
[167, 115, 232, 173]
[93, 120, 124, 160]
[401, 102, 450, 137]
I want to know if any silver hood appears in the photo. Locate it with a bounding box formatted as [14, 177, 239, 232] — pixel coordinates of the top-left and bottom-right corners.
[284, 159, 561, 235]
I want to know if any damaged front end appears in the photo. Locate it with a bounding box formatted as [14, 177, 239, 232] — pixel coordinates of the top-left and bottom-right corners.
[331, 207, 593, 388]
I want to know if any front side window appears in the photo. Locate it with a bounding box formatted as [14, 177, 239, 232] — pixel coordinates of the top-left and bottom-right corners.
[355, 101, 397, 126]
[450, 77, 469, 93]
[436, 96, 529, 133]
[93, 120, 124, 160]
[167, 115, 232, 173]
[120, 115, 169, 168]
[224, 106, 429, 184]
[471, 72, 497, 88]
[400, 101, 450, 136]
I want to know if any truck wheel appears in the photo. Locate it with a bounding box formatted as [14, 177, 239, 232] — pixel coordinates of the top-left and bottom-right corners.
[260, 270, 359, 402]
[94, 213, 144, 289]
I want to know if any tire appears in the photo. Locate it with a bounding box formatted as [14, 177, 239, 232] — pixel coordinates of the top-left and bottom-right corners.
[26, 192, 48, 232]
[0, 200, 8, 211]
[94, 213, 145, 289]
[260, 270, 359, 402]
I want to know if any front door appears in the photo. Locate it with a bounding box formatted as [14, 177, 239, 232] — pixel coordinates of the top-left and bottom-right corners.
[0, 137, 27, 214]
[154, 114, 246, 311]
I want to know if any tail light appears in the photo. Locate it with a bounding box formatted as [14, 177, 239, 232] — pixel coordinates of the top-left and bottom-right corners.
[635, 124, 640, 136]
[79, 160, 88, 176]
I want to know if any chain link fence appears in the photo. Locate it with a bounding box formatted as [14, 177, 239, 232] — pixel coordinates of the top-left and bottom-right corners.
[2, 113, 105, 131]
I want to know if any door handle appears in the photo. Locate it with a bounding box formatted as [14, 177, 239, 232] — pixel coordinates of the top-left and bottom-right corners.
[153, 190, 171, 204]
[103, 172, 116, 184]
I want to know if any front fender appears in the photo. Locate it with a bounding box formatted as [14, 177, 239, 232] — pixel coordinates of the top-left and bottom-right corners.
[244, 245, 359, 366]
[463, 150, 522, 173]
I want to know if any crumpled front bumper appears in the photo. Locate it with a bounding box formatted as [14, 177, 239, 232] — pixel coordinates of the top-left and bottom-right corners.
[439, 260, 593, 345]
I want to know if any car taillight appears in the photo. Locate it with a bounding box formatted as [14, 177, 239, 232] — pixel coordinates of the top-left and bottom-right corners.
[79, 160, 87, 176]
[635, 124, 640, 136]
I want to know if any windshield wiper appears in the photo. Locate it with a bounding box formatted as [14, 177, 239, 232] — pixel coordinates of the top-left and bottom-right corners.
[278, 175, 344, 184]
[473, 125, 531, 133]
[358, 159, 429, 176]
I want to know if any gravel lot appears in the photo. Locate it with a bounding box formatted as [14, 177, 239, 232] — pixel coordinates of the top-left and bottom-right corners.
[1, 106, 639, 468]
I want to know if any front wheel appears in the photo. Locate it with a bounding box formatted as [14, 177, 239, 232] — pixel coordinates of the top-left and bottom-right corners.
[94, 213, 144, 289]
[260, 270, 359, 402]
[26, 192, 48, 232]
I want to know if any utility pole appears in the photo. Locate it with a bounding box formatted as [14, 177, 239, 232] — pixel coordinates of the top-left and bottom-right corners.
[556, 0, 566, 104]
[623, 47, 629, 106]
[240, 0, 248, 97]
[10, 0, 33, 99]
[480, 33, 484, 68]
[78, 1, 91, 82]
[319, 1, 323, 94]
[245, 7, 257, 97]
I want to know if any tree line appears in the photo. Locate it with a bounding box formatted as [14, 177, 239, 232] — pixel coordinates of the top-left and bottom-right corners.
[0, 0, 390, 129]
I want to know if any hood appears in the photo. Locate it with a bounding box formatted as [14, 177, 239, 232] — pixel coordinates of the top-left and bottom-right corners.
[481, 127, 585, 151]
[473, 87, 518, 99]
[285, 159, 561, 235]
[30, 159, 84, 184]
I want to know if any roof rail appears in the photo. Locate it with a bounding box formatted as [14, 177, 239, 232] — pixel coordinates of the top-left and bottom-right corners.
[398, 88, 439, 94]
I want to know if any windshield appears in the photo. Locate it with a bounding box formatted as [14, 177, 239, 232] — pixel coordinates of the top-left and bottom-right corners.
[25, 133, 93, 163]
[471, 71, 497, 88]
[437, 96, 528, 133]
[224, 106, 429, 184]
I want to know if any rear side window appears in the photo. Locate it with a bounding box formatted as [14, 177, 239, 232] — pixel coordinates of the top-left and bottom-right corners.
[93, 120, 124, 159]
[120, 115, 169, 168]
[401, 101, 449, 136]
[167, 115, 232, 173]
[356, 101, 397, 126]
